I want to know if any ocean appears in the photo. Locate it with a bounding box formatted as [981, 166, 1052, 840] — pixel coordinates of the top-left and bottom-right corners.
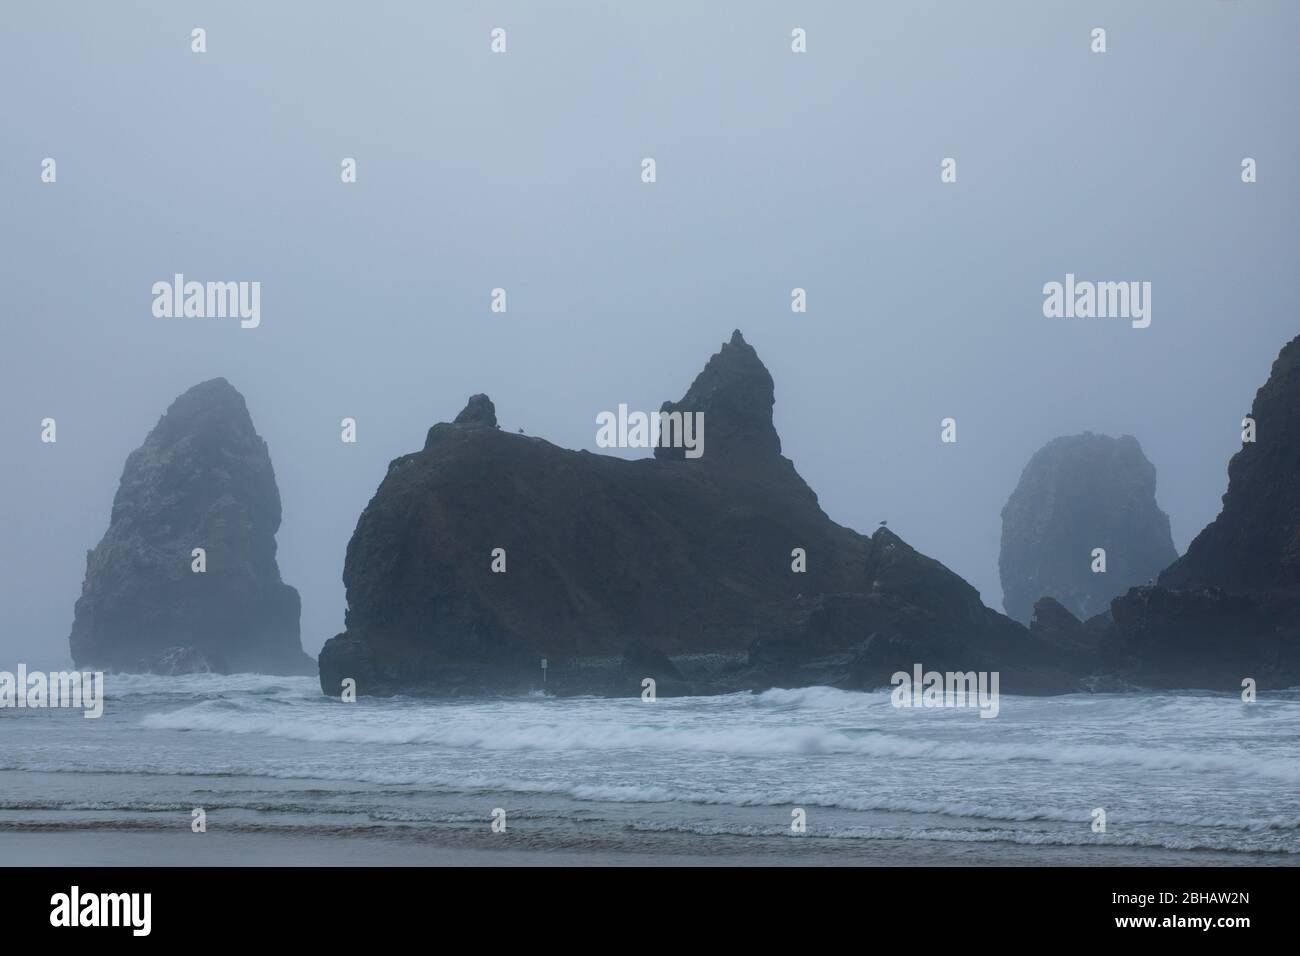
[1, 674, 1297, 865]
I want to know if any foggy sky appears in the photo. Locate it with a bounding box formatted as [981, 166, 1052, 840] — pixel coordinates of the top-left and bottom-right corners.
[3, 1, 1297, 667]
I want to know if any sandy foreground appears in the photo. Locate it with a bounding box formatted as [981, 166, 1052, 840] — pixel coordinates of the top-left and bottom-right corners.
[0, 828, 1292, 867]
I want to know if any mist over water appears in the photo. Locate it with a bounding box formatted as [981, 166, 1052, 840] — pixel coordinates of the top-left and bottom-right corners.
[2, 2, 1299, 875]
[3, 2, 1299, 666]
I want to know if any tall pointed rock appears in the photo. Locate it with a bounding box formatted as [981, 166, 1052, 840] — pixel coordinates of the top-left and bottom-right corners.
[655, 330, 781, 464]
[69, 378, 311, 675]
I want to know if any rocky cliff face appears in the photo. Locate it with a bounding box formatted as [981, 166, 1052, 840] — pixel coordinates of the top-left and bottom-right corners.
[319, 331, 1079, 698]
[69, 379, 311, 675]
[1105, 334, 1300, 689]
[999, 433, 1178, 625]
[1160, 336, 1300, 593]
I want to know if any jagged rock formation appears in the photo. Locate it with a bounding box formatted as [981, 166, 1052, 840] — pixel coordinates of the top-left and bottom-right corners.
[453, 394, 497, 428]
[1106, 334, 1300, 689]
[69, 379, 311, 675]
[654, 332, 781, 463]
[319, 331, 1078, 698]
[1160, 340, 1300, 592]
[999, 433, 1177, 625]
[1027, 597, 1110, 676]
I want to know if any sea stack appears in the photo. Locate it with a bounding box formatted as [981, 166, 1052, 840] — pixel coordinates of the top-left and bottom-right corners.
[69, 378, 311, 675]
[999, 432, 1178, 625]
[319, 330, 1078, 698]
[1106, 334, 1300, 689]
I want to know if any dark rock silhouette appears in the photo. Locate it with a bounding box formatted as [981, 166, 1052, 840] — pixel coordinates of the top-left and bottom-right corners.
[1106, 334, 1300, 689]
[654, 331, 780, 463]
[69, 378, 311, 675]
[999, 433, 1177, 624]
[1027, 597, 1109, 675]
[1160, 337, 1300, 593]
[319, 331, 1078, 698]
[453, 394, 497, 428]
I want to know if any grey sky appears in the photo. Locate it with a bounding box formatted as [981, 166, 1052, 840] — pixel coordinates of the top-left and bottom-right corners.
[2, 1, 1297, 667]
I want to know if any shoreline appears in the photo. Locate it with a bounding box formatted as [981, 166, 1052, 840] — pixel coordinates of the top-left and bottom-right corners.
[1, 827, 1293, 867]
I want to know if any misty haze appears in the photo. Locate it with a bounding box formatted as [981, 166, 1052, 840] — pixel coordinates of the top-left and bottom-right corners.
[0, 0, 1296, 882]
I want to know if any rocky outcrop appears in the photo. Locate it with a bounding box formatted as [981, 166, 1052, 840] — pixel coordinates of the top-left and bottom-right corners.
[319, 331, 1080, 698]
[69, 379, 312, 675]
[654, 331, 781, 463]
[1160, 337, 1300, 593]
[1105, 584, 1296, 690]
[1026, 597, 1110, 675]
[453, 394, 497, 428]
[999, 433, 1177, 625]
[1105, 334, 1300, 689]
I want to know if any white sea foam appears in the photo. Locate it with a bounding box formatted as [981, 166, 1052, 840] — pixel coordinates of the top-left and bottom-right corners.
[138, 697, 1300, 784]
[2, 673, 1297, 858]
